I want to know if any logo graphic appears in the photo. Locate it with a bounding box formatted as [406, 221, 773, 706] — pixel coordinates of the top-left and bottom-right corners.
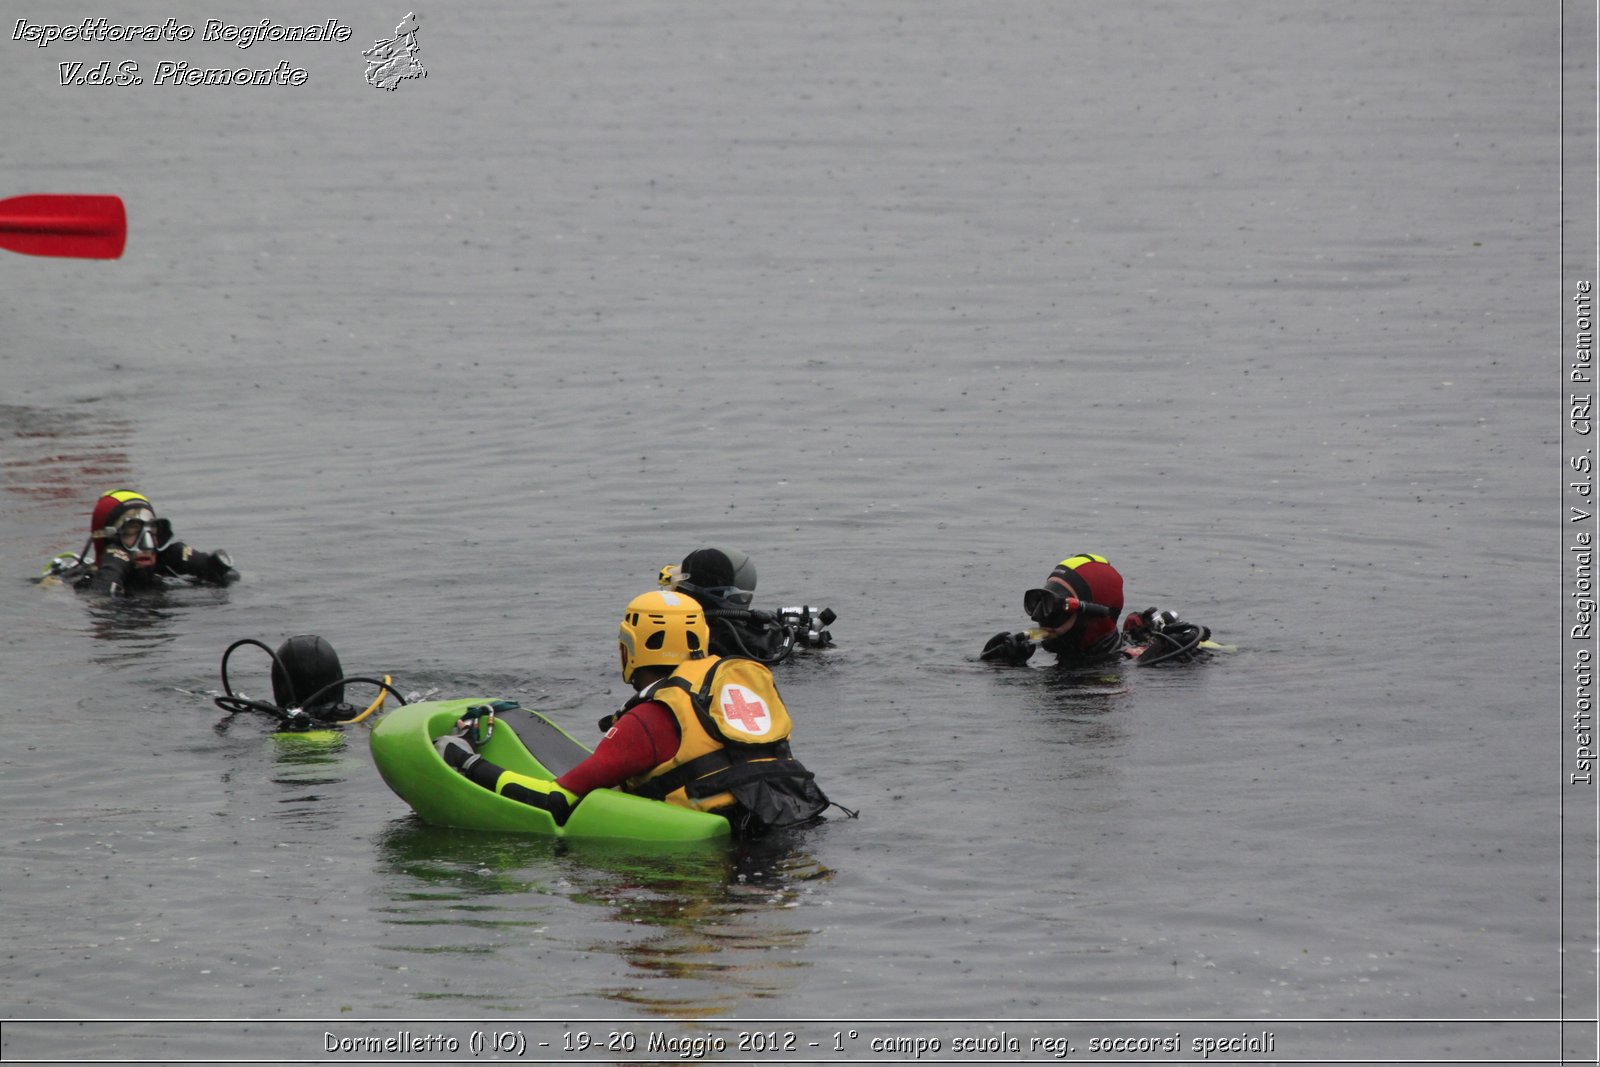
[363, 12, 425, 90]
[719, 684, 772, 736]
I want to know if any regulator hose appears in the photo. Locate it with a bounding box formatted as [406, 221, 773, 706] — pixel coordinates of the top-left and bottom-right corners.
[707, 609, 798, 666]
[1128, 615, 1213, 667]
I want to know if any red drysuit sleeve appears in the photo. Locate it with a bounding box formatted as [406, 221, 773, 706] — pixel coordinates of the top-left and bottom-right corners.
[555, 701, 680, 796]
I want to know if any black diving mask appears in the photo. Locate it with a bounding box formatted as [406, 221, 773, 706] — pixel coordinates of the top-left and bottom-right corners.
[659, 566, 754, 610]
[1023, 587, 1067, 626]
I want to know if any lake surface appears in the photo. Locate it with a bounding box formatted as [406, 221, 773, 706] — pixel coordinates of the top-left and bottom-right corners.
[0, 1, 1590, 1063]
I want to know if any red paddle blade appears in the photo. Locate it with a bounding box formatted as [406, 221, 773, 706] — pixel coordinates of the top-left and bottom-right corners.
[0, 194, 126, 259]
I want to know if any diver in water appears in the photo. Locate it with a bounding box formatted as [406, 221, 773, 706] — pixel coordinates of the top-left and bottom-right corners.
[982, 553, 1215, 668]
[437, 588, 834, 837]
[43, 489, 239, 595]
[212, 633, 404, 731]
[658, 546, 836, 665]
[983, 554, 1126, 667]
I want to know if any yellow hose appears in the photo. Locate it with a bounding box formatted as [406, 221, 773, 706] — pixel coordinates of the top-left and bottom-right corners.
[338, 675, 393, 724]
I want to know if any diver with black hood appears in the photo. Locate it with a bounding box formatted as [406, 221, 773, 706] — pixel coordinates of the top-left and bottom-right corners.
[658, 546, 836, 666]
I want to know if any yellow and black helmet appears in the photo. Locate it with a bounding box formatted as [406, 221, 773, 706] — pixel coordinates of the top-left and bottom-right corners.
[617, 590, 709, 684]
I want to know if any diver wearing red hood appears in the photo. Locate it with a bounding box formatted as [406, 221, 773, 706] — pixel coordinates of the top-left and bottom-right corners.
[1030, 554, 1125, 664]
[982, 554, 1217, 668]
[46, 489, 239, 595]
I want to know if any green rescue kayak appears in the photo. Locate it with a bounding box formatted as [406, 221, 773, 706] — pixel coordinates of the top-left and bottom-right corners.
[369, 698, 730, 843]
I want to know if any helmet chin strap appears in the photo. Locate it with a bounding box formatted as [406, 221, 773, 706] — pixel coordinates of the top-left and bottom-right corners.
[631, 665, 673, 692]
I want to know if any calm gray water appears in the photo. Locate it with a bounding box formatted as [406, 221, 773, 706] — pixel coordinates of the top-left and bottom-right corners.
[1, 1, 1588, 1063]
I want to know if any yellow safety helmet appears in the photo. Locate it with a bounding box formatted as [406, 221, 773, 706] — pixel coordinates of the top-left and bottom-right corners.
[617, 589, 708, 684]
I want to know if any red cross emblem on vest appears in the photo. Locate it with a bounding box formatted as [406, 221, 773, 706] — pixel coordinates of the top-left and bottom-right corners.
[720, 684, 771, 734]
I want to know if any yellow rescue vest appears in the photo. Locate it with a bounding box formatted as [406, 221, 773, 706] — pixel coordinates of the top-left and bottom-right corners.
[625, 655, 801, 813]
